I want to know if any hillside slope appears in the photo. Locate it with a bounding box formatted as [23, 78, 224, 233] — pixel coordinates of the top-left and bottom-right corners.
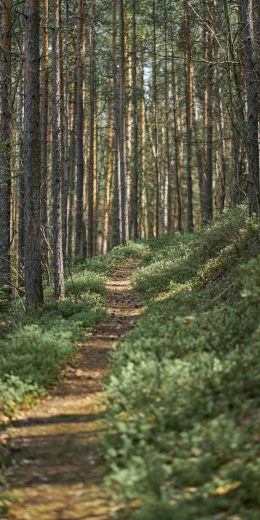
[104, 207, 260, 520]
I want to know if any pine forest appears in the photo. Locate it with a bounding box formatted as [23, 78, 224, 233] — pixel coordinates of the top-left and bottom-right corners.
[0, 1, 259, 519]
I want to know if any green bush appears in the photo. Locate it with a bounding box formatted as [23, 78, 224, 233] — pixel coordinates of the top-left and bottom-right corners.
[0, 242, 145, 421]
[104, 207, 260, 519]
[133, 206, 250, 299]
[65, 270, 106, 297]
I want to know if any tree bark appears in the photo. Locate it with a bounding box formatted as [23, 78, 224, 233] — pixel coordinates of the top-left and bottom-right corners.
[184, 0, 194, 231]
[118, 0, 129, 244]
[130, 0, 139, 240]
[51, 0, 65, 298]
[24, 0, 43, 308]
[204, 0, 215, 224]
[40, 0, 49, 272]
[164, 0, 172, 233]
[112, 0, 121, 246]
[88, 0, 97, 257]
[241, 0, 260, 215]
[0, 0, 12, 291]
[152, 0, 160, 237]
[75, 0, 85, 256]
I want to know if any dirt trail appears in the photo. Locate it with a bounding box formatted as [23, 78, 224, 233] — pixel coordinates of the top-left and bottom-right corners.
[2, 259, 142, 520]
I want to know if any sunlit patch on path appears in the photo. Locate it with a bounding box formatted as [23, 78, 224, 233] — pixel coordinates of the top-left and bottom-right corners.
[3, 259, 143, 520]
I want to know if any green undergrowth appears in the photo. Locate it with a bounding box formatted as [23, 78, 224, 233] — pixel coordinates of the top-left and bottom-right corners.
[104, 207, 260, 519]
[0, 241, 146, 422]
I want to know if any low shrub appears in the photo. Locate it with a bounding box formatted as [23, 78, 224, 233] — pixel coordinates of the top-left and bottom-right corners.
[0, 242, 145, 421]
[104, 207, 260, 519]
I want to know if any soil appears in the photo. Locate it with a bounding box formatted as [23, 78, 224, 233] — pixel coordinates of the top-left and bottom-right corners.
[2, 259, 143, 520]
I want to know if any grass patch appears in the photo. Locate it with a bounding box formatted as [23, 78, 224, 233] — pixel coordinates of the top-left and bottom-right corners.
[0, 241, 147, 422]
[104, 207, 260, 519]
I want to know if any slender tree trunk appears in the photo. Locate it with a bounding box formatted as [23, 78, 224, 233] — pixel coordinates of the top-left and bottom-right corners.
[170, 30, 182, 232]
[60, 29, 68, 260]
[112, 0, 121, 246]
[0, 0, 12, 291]
[130, 0, 139, 240]
[140, 47, 148, 239]
[217, 88, 227, 211]
[75, 0, 85, 256]
[164, 1, 172, 233]
[24, 0, 43, 309]
[193, 96, 204, 226]
[51, 0, 65, 298]
[118, 0, 128, 244]
[88, 0, 97, 257]
[204, 0, 215, 223]
[67, 76, 77, 261]
[184, 0, 194, 231]
[152, 0, 160, 237]
[102, 103, 113, 253]
[241, 0, 260, 214]
[18, 69, 25, 287]
[40, 0, 49, 271]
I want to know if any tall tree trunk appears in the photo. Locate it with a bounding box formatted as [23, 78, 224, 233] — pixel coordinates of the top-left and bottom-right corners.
[88, 0, 97, 257]
[130, 0, 139, 240]
[51, 0, 65, 298]
[67, 76, 77, 261]
[102, 103, 113, 253]
[241, 0, 260, 214]
[170, 19, 182, 232]
[204, 0, 215, 223]
[60, 28, 68, 261]
[216, 88, 227, 211]
[24, 0, 43, 309]
[75, 0, 85, 256]
[112, 0, 121, 246]
[164, 0, 172, 233]
[140, 47, 148, 239]
[118, 0, 128, 244]
[152, 0, 160, 236]
[0, 0, 12, 291]
[40, 0, 49, 272]
[184, 0, 194, 231]
[18, 68, 25, 287]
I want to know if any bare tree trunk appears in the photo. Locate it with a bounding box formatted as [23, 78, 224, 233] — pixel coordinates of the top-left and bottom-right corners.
[152, 0, 160, 237]
[51, 0, 65, 298]
[241, 0, 260, 214]
[0, 0, 12, 291]
[60, 29, 68, 261]
[40, 0, 49, 272]
[140, 47, 148, 239]
[170, 16, 182, 232]
[118, 0, 128, 244]
[75, 0, 85, 256]
[88, 0, 97, 257]
[130, 0, 139, 240]
[204, 0, 215, 223]
[24, 0, 43, 309]
[67, 76, 77, 262]
[102, 103, 113, 253]
[112, 0, 121, 246]
[164, 0, 172, 233]
[18, 68, 25, 287]
[216, 88, 227, 211]
[184, 0, 194, 231]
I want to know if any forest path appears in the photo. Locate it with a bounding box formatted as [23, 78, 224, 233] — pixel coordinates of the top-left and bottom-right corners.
[3, 258, 143, 520]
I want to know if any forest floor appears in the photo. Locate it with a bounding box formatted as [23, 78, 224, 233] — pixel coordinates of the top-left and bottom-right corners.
[2, 258, 143, 520]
